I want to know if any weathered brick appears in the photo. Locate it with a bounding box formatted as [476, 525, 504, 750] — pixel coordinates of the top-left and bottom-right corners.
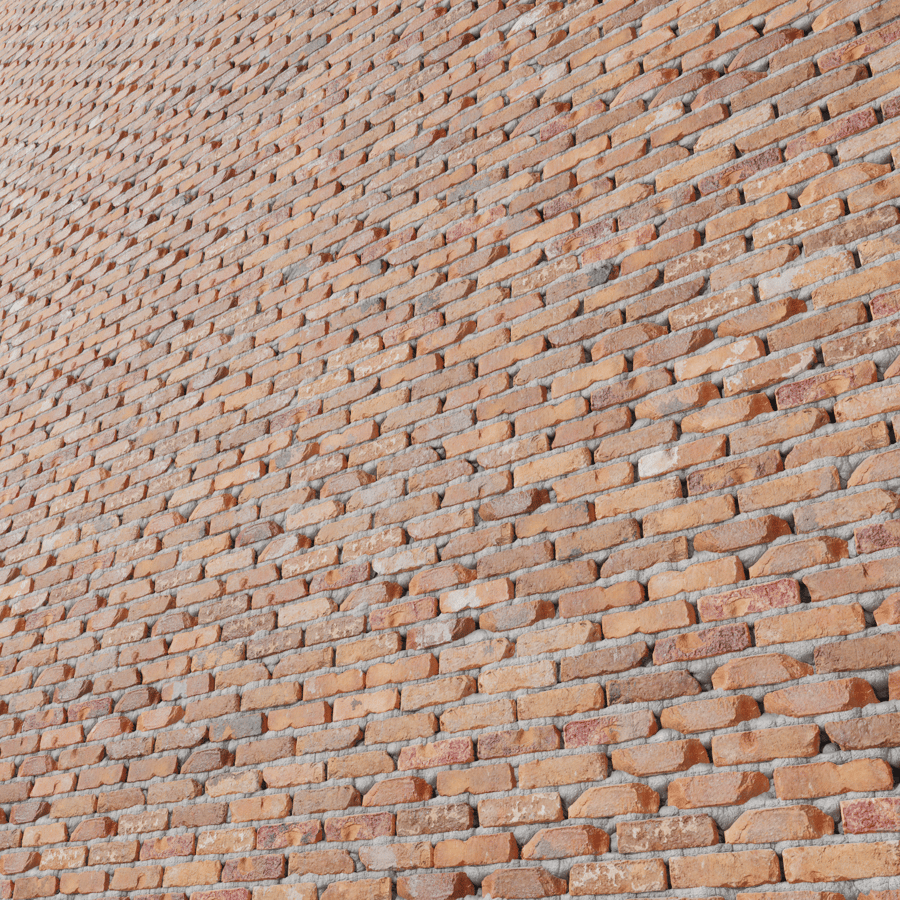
[774, 758, 893, 800]
[660, 695, 760, 734]
[435, 765, 516, 798]
[518, 753, 608, 789]
[482, 868, 567, 899]
[653, 624, 752, 664]
[841, 797, 900, 834]
[670, 850, 781, 888]
[668, 771, 770, 809]
[608, 671, 702, 705]
[433, 833, 518, 868]
[478, 727, 560, 760]
[756, 602, 866, 647]
[569, 860, 667, 896]
[783, 843, 900, 882]
[521, 824, 608, 860]
[612, 739, 709, 776]
[764, 678, 877, 718]
[396, 803, 473, 837]
[824, 713, 900, 750]
[712, 724, 820, 765]
[618, 814, 718, 853]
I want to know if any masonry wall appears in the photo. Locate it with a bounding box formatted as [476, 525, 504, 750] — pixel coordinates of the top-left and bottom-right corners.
[0, 0, 898, 897]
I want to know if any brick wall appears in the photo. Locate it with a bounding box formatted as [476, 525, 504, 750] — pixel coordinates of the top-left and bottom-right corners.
[0, 0, 898, 897]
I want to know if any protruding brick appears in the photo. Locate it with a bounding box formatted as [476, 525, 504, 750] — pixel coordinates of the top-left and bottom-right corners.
[358, 842, 431, 873]
[518, 753, 608, 790]
[320, 878, 393, 900]
[477, 727, 560, 760]
[435, 765, 516, 798]
[653, 623, 751, 664]
[324, 813, 394, 843]
[363, 778, 432, 808]
[563, 710, 658, 748]
[396, 804, 473, 837]
[755, 602, 866, 647]
[824, 713, 900, 750]
[608, 671, 702, 705]
[398, 738, 474, 771]
[748, 536, 848, 578]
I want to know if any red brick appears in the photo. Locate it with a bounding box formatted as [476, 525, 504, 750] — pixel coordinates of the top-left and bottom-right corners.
[764, 678, 877, 718]
[478, 727, 560, 760]
[324, 813, 395, 843]
[774, 758, 893, 800]
[726, 806, 835, 843]
[712, 724, 820, 765]
[435, 765, 516, 799]
[756, 602, 866, 647]
[433, 832, 518, 868]
[521, 824, 608, 860]
[668, 771, 770, 809]
[396, 872, 474, 900]
[618, 814, 719, 852]
[320, 878, 392, 900]
[518, 753, 608, 790]
[481, 867, 567, 899]
[607, 671, 702, 705]
[612, 739, 708, 776]
[825, 713, 900, 750]
[660, 696, 760, 734]
[5, 8, 900, 894]
[783, 843, 900, 883]
[670, 850, 781, 888]
[569, 860, 667, 896]
[396, 803, 473, 837]
[841, 797, 900, 834]
[653, 624, 751, 664]
[397, 738, 474, 771]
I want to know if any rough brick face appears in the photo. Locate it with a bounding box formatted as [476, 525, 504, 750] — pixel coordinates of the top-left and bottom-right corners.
[0, 0, 895, 895]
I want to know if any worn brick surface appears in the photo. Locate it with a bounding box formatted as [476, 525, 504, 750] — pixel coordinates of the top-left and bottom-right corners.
[0, 0, 895, 895]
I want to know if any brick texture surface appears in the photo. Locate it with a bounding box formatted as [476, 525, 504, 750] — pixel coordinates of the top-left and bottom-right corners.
[0, 0, 896, 896]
